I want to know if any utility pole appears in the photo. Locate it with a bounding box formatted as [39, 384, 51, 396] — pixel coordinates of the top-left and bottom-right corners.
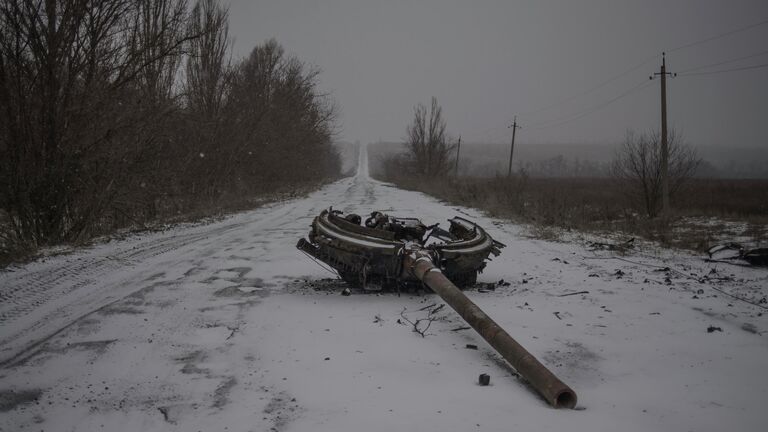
[454, 135, 461, 177]
[507, 116, 521, 177]
[652, 52, 675, 217]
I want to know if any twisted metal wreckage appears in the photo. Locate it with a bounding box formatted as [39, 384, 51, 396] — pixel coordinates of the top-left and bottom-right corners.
[297, 208, 578, 408]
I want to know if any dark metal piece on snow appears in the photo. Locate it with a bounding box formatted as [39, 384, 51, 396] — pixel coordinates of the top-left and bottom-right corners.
[297, 209, 504, 290]
[707, 243, 768, 267]
[298, 208, 577, 408]
[479, 373, 491, 386]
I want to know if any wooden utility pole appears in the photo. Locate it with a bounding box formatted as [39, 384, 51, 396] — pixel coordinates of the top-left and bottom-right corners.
[507, 116, 521, 177]
[653, 53, 675, 217]
[454, 135, 461, 177]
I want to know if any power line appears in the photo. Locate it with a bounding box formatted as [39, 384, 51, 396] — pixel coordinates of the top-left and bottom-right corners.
[679, 61, 768, 76]
[519, 54, 659, 118]
[668, 17, 768, 53]
[483, 19, 768, 140]
[520, 18, 768, 122]
[678, 49, 768, 74]
[528, 80, 654, 130]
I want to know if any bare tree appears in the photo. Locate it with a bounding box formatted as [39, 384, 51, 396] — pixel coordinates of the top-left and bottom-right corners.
[0, 1, 340, 258]
[612, 129, 701, 218]
[0, 0, 198, 245]
[185, 0, 230, 118]
[132, 0, 189, 104]
[224, 39, 339, 187]
[405, 97, 456, 177]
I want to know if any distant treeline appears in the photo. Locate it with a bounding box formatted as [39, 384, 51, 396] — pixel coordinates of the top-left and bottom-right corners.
[368, 141, 768, 179]
[0, 0, 340, 254]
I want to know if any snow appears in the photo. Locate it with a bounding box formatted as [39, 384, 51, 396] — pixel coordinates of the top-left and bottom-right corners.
[1, 144, 767, 431]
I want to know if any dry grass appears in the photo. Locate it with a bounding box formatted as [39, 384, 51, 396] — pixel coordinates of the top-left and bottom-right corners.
[378, 173, 768, 252]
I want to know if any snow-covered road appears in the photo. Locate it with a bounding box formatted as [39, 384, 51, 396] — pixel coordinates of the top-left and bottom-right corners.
[1, 145, 767, 431]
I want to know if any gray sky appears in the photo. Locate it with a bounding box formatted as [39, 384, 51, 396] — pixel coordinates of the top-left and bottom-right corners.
[226, 0, 768, 148]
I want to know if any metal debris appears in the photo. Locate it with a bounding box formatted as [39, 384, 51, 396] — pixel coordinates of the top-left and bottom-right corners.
[707, 243, 768, 267]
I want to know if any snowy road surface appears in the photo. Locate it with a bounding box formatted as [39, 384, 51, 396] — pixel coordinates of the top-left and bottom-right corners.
[1, 145, 767, 431]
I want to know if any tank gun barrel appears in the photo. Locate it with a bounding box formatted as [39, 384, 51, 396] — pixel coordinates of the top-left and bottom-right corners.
[404, 247, 578, 409]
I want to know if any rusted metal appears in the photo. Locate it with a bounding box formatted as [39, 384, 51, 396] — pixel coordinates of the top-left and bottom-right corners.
[297, 209, 503, 290]
[298, 208, 577, 408]
[403, 246, 578, 409]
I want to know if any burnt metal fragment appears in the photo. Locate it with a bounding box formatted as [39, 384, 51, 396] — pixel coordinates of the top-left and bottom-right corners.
[296, 208, 504, 290]
[707, 243, 768, 267]
[479, 373, 491, 386]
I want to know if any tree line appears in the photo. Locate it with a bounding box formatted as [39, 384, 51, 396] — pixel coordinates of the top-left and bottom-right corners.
[0, 0, 340, 255]
[381, 97, 701, 219]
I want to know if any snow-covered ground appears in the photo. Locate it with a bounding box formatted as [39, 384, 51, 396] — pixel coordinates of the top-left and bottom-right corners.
[1, 145, 767, 432]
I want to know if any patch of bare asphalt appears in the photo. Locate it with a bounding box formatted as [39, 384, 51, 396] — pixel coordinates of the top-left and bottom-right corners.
[212, 376, 237, 409]
[262, 390, 303, 432]
[18, 339, 117, 368]
[0, 388, 43, 412]
[174, 350, 210, 375]
[213, 285, 270, 298]
[75, 318, 101, 336]
[282, 277, 349, 294]
[157, 403, 198, 424]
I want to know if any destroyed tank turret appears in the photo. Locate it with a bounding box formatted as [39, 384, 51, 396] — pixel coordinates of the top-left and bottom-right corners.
[296, 208, 505, 290]
[297, 208, 578, 408]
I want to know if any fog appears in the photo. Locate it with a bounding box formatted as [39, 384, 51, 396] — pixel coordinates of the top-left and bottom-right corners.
[227, 0, 768, 149]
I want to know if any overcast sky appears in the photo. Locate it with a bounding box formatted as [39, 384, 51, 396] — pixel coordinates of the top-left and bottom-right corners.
[226, 0, 768, 148]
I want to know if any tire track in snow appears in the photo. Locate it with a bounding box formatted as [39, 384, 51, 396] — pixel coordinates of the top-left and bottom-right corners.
[0, 145, 376, 367]
[0, 192, 339, 365]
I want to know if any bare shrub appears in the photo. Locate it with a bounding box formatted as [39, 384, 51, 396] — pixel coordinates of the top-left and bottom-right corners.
[611, 130, 701, 218]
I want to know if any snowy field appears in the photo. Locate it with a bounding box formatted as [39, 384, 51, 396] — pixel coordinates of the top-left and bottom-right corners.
[1, 145, 767, 432]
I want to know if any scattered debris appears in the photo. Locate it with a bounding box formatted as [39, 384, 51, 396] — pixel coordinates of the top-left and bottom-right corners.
[158, 406, 171, 423]
[553, 312, 562, 320]
[341, 288, 351, 296]
[557, 291, 589, 297]
[741, 323, 758, 334]
[465, 344, 478, 350]
[706, 243, 768, 267]
[707, 326, 723, 333]
[0, 389, 42, 413]
[587, 238, 634, 252]
[451, 326, 471, 332]
[400, 304, 446, 337]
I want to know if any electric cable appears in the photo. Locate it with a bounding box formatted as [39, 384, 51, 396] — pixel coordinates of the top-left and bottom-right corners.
[519, 54, 660, 119]
[527, 80, 654, 130]
[679, 62, 768, 76]
[667, 17, 768, 53]
[677, 49, 768, 74]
